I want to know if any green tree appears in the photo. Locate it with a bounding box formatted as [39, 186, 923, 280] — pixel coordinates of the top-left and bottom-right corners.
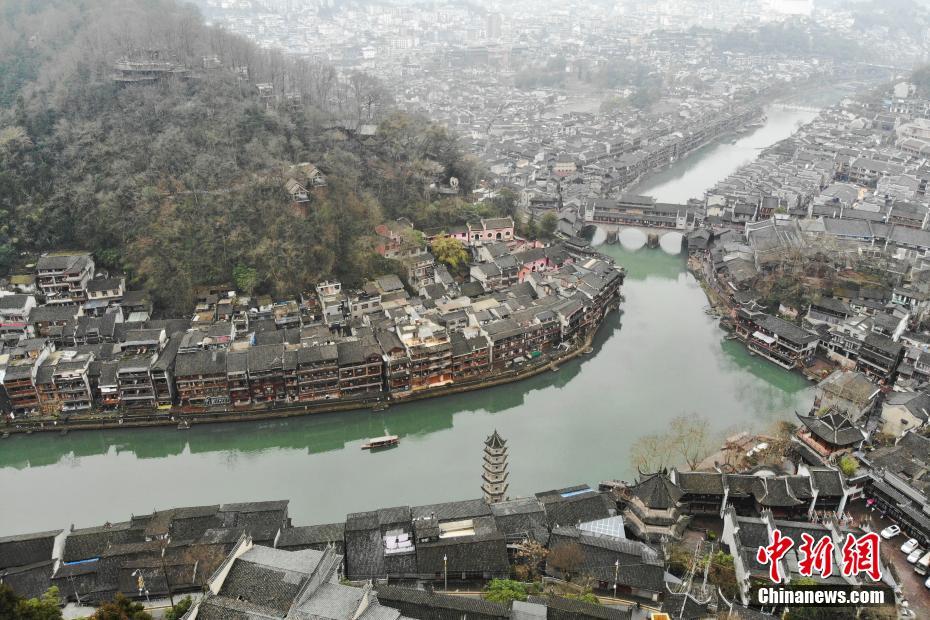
[482, 579, 529, 604]
[706, 552, 738, 600]
[0, 0, 482, 313]
[838, 454, 858, 476]
[783, 578, 856, 620]
[0, 585, 63, 620]
[233, 264, 260, 296]
[521, 213, 539, 240]
[164, 596, 193, 620]
[89, 594, 152, 620]
[431, 236, 468, 270]
[539, 212, 558, 240]
[562, 591, 600, 605]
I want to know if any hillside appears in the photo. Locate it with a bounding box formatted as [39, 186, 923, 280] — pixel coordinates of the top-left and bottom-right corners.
[0, 0, 487, 313]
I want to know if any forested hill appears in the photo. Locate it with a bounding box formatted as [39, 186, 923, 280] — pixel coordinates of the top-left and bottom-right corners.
[0, 0, 488, 313]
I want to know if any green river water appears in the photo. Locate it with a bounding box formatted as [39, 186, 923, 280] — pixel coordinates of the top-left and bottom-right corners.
[0, 104, 827, 534]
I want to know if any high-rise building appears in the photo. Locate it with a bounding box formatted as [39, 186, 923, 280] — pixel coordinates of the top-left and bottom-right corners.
[485, 12, 502, 41]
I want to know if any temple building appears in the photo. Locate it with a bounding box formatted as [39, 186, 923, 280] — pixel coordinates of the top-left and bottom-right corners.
[482, 430, 509, 504]
[794, 409, 866, 464]
[618, 471, 691, 542]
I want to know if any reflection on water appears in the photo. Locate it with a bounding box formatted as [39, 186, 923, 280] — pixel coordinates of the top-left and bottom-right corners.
[658, 233, 683, 255]
[0, 246, 812, 534]
[618, 228, 647, 251]
[3, 95, 847, 533]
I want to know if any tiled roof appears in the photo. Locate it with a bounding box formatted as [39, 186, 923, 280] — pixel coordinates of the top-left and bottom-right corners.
[629, 472, 683, 510]
[797, 411, 865, 446]
[277, 523, 345, 550]
[0, 529, 60, 570]
[63, 521, 143, 562]
[376, 584, 509, 618]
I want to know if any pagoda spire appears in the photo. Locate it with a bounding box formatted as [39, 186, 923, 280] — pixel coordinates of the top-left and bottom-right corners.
[482, 430, 509, 504]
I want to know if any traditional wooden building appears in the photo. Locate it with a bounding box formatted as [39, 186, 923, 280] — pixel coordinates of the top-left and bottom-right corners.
[618, 471, 690, 542]
[795, 409, 866, 462]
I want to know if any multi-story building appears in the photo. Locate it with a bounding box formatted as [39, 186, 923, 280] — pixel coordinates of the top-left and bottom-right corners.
[247, 344, 287, 404]
[116, 354, 158, 409]
[226, 350, 251, 406]
[450, 332, 491, 380]
[84, 277, 125, 308]
[734, 309, 820, 370]
[856, 332, 904, 383]
[151, 336, 180, 408]
[485, 319, 524, 370]
[35, 351, 96, 414]
[336, 340, 384, 397]
[0, 294, 36, 345]
[2, 347, 49, 415]
[376, 329, 411, 396]
[35, 253, 95, 305]
[174, 350, 229, 407]
[295, 344, 340, 402]
[399, 320, 452, 391]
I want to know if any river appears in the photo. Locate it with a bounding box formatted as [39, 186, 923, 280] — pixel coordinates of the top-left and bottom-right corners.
[631, 103, 820, 204]
[0, 102, 828, 535]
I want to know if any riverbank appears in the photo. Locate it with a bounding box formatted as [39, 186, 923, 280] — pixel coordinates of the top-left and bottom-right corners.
[0, 128, 814, 537]
[2, 312, 610, 436]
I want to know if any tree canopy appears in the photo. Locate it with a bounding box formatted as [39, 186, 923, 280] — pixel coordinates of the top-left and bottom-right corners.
[88, 594, 152, 620]
[0, 0, 486, 313]
[482, 579, 532, 604]
[0, 585, 63, 620]
[431, 236, 468, 271]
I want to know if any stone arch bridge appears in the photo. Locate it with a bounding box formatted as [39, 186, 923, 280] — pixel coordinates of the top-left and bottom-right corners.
[581, 223, 686, 254]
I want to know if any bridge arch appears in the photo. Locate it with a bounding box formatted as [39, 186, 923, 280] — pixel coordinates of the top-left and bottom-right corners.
[584, 224, 684, 255]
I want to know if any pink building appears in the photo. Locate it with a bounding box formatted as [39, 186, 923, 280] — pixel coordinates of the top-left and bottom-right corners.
[468, 217, 514, 244]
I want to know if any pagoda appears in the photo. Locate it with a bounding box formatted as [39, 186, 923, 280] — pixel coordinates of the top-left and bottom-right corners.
[482, 430, 509, 504]
[621, 470, 690, 542]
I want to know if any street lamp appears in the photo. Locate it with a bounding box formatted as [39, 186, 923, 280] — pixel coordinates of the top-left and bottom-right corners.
[132, 570, 150, 603]
[443, 554, 448, 592]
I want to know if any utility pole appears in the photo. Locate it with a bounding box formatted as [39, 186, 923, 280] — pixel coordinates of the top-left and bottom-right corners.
[613, 559, 619, 599]
[443, 554, 448, 592]
[69, 574, 82, 606]
[161, 547, 176, 607]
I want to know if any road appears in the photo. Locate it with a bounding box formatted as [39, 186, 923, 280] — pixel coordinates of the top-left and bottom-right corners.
[849, 500, 930, 617]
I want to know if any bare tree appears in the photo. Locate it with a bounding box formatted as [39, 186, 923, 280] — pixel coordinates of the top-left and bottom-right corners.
[629, 432, 673, 473]
[669, 413, 713, 471]
[515, 540, 549, 581]
[548, 542, 584, 582]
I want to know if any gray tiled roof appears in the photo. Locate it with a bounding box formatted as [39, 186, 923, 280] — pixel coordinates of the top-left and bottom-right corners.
[219, 547, 323, 613]
[0, 529, 61, 570]
[376, 584, 509, 618]
[277, 523, 345, 550]
[63, 521, 143, 562]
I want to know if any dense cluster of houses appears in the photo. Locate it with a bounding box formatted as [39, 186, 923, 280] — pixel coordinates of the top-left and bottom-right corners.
[599, 438, 930, 611]
[0, 486, 651, 605]
[0, 232, 623, 419]
[665, 82, 930, 464]
[0, 476, 808, 619]
[3, 442, 908, 620]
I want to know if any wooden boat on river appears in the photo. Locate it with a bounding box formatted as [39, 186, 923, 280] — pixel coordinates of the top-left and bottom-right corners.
[362, 435, 399, 450]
